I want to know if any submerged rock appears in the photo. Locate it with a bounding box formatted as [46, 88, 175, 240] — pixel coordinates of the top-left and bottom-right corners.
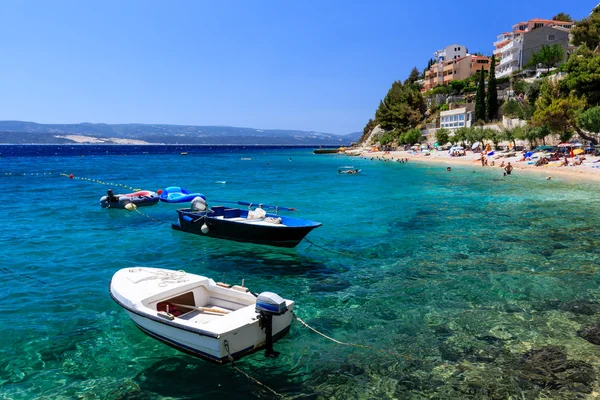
[560, 300, 600, 315]
[578, 325, 600, 345]
[517, 345, 595, 393]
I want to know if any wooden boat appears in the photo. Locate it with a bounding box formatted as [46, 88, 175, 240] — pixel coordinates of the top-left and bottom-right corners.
[109, 267, 294, 364]
[172, 200, 322, 248]
[100, 189, 160, 209]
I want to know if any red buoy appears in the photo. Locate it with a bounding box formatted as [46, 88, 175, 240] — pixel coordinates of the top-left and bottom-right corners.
[157, 189, 163, 195]
[69, 174, 74, 179]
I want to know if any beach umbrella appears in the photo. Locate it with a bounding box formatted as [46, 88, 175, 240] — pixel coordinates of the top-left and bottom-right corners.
[471, 141, 481, 150]
[573, 149, 584, 155]
[558, 142, 571, 148]
[571, 143, 584, 147]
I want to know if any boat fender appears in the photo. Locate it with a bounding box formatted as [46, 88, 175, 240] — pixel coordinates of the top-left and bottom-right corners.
[125, 203, 137, 211]
[201, 223, 209, 234]
[191, 196, 207, 211]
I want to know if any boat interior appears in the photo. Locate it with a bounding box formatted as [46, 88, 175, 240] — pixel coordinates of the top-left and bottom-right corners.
[146, 285, 255, 324]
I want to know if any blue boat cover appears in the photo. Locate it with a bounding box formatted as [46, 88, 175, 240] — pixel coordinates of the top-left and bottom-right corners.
[159, 186, 204, 203]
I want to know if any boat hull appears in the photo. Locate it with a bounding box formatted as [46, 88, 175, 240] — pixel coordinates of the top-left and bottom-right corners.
[173, 208, 321, 248]
[124, 309, 292, 364]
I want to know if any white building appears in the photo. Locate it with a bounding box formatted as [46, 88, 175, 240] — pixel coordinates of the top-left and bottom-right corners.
[434, 44, 467, 63]
[440, 107, 472, 130]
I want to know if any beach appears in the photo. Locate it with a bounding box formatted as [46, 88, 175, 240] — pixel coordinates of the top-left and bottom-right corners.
[352, 148, 600, 182]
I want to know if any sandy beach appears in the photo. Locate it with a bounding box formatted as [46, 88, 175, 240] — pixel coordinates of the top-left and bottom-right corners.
[351, 148, 600, 182]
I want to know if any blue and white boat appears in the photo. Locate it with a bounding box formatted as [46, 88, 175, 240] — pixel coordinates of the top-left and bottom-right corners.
[172, 199, 322, 248]
[109, 267, 294, 364]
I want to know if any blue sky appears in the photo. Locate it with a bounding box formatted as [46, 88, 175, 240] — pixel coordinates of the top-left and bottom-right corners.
[0, 1, 594, 134]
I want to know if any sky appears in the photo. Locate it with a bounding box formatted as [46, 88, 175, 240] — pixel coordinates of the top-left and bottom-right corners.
[0, 1, 594, 134]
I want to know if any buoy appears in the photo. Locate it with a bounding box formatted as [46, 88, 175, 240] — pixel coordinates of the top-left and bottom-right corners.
[125, 203, 137, 211]
[201, 224, 209, 234]
[157, 189, 163, 195]
[69, 174, 74, 179]
[546, 176, 551, 180]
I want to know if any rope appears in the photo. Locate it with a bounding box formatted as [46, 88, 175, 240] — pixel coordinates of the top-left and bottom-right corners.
[61, 173, 141, 191]
[132, 207, 160, 223]
[0, 266, 48, 285]
[303, 238, 368, 260]
[292, 312, 418, 362]
[224, 339, 284, 398]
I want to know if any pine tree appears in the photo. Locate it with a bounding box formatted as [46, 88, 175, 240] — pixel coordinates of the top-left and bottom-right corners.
[475, 66, 486, 122]
[404, 67, 421, 85]
[486, 55, 498, 121]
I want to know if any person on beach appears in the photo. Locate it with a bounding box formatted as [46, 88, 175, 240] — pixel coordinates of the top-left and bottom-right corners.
[499, 161, 505, 168]
[505, 162, 513, 175]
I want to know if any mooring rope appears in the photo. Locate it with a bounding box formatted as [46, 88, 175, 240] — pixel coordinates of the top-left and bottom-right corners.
[131, 207, 160, 223]
[303, 238, 368, 260]
[224, 340, 284, 398]
[292, 312, 418, 362]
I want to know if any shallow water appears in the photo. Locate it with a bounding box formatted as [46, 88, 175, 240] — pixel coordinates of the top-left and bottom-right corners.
[2, 147, 600, 399]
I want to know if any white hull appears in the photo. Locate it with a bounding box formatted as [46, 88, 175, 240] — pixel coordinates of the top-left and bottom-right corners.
[110, 267, 294, 364]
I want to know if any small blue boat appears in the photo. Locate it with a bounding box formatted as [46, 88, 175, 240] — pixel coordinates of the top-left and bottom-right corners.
[159, 187, 204, 203]
[172, 200, 322, 248]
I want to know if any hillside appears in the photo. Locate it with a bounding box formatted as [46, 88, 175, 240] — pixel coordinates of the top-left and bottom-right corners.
[0, 121, 361, 145]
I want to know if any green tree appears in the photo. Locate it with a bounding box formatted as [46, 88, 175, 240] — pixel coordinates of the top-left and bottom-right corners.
[487, 129, 502, 149]
[571, 5, 600, 49]
[502, 99, 521, 118]
[502, 126, 523, 150]
[454, 126, 470, 145]
[402, 128, 424, 145]
[450, 80, 466, 94]
[526, 44, 565, 73]
[486, 55, 498, 121]
[435, 128, 450, 146]
[474, 66, 486, 122]
[552, 12, 572, 22]
[533, 94, 590, 142]
[405, 67, 421, 86]
[560, 45, 600, 105]
[579, 106, 600, 136]
[375, 81, 426, 132]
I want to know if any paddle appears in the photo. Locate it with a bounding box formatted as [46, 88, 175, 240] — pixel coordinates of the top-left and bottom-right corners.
[212, 200, 297, 212]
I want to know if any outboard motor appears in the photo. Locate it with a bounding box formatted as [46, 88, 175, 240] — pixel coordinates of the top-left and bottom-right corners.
[255, 292, 288, 358]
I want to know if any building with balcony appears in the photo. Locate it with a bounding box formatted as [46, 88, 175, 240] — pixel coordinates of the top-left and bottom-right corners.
[423, 54, 491, 91]
[494, 18, 573, 78]
[434, 44, 468, 63]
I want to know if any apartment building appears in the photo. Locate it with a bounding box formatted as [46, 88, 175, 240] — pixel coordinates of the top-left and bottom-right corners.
[494, 18, 573, 78]
[434, 44, 468, 63]
[423, 54, 491, 91]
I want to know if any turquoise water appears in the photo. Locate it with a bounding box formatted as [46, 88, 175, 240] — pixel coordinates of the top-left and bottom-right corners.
[2, 148, 600, 399]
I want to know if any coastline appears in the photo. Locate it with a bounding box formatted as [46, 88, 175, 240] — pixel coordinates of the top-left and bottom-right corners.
[351, 149, 600, 182]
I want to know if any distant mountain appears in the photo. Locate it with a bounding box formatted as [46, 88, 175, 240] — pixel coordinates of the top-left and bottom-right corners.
[0, 121, 361, 145]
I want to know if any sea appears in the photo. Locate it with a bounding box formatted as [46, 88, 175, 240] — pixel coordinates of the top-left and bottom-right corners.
[1, 144, 600, 399]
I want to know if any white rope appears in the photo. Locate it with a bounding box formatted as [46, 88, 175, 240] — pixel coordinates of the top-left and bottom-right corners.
[128, 268, 189, 286]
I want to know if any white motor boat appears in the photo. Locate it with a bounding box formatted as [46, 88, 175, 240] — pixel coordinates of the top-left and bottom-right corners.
[109, 267, 294, 364]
